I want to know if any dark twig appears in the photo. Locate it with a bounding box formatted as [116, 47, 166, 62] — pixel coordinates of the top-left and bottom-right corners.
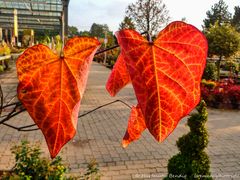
[0, 99, 132, 131]
[78, 99, 131, 118]
[0, 108, 26, 124]
[12, 100, 132, 131]
[2, 122, 19, 130]
[5, 95, 17, 106]
[0, 106, 38, 131]
[2, 101, 22, 109]
[18, 123, 37, 129]
[19, 127, 39, 132]
[0, 103, 19, 124]
[1, 122, 39, 132]
[95, 45, 119, 55]
[95, 31, 148, 56]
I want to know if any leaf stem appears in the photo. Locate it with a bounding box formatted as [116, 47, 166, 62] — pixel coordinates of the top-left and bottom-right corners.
[147, 31, 152, 43]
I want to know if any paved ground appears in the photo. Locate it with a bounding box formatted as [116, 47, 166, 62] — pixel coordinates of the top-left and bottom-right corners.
[0, 60, 240, 180]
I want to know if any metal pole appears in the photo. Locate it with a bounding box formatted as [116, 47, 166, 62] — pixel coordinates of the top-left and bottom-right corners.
[60, 11, 65, 57]
[63, 0, 69, 38]
[60, 0, 69, 55]
[103, 31, 107, 65]
[13, 9, 18, 46]
[0, 28, 2, 41]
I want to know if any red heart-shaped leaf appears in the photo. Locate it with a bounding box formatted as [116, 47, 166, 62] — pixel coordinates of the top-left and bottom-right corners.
[106, 53, 131, 96]
[107, 21, 207, 144]
[122, 105, 146, 148]
[17, 37, 100, 158]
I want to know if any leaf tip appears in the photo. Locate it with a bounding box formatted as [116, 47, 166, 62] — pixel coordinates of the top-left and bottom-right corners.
[105, 85, 116, 97]
[50, 151, 58, 159]
[122, 140, 129, 148]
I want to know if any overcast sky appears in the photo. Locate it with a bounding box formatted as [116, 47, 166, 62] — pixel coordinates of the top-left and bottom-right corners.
[68, 0, 239, 33]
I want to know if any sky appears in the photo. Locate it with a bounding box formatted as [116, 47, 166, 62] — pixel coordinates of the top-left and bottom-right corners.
[68, 0, 239, 33]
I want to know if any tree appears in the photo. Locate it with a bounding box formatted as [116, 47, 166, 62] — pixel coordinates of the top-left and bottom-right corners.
[126, 0, 170, 36]
[203, 63, 218, 81]
[119, 16, 135, 30]
[105, 32, 115, 48]
[203, 0, 231, 30]
[181, 17, 187, 22]
[232, 6, 240, 32]
[164, 101, 212, 180]
[89, 23, 110, 38]
[79, 31, 90, 37]
[206, 22, 240, 80]
[68, 26, 79, 37]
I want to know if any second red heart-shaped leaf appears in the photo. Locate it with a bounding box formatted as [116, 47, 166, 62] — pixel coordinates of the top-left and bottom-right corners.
[107, 21, 208, 144]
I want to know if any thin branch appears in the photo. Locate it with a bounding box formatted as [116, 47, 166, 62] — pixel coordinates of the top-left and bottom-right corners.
[18, 123, 37, 129]
[5, 95, 17, 106]
[19, 128, 39, 132]
[0, 103, 19, 123]
[2, 122, 20, 130]
[78, 99, 131, 118]
[1, 122, 39, 132]
[95, 45, 119, 55]
[0, 99, 132, 132]
[2, 101, 22, 109]
[95, 31, 148, 56]
[16, 100, 132, 131]
[0, 108, 26, 124]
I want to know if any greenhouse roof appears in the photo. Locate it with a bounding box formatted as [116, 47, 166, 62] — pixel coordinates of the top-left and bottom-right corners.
[0, 0, 70, 31]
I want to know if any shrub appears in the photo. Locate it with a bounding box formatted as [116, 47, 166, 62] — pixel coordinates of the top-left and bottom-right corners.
[94, 52, 104, 63]
[224, 60, 239, 73]
[10, 46, 25, 54]
[201, 80, 218, 107]
[0, 65, 4, 72]
[0, 42, 11, 56]
[83, 160, 101, 180]
[226, 85, 240, 109]
[201, 79, 217, 89]
[211, 87, 225, 107]
[2, 141, 68, 179]
[203, 63, 217, 81]
[1, 141, 102, 180]
[201, 79, 240, 109]
[54, 35, 62, 55]
[164, 101, 212, 180]
[0, 47, 10, 56]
